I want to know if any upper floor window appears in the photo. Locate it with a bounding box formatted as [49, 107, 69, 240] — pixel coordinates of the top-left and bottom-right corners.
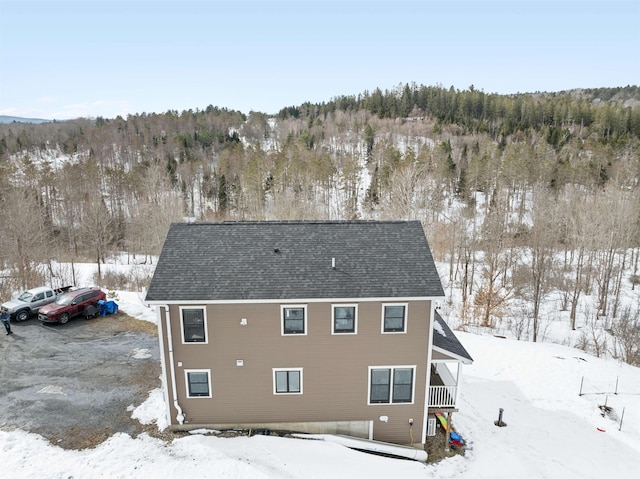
[369, 366, 415, 404]
[332, 304, 357, 334]
[181, 306, 207, 343]
[273, 368, 303, 394]
[281, 305, 306, 335]
[382, 303, 408, 333]
[185, 369, 211, 398]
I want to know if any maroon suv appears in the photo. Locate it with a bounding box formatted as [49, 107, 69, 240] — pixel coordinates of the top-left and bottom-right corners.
[38, 287, 106, 324]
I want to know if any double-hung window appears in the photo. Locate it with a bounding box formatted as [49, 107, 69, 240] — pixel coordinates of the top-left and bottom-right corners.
[185, 369, 211, 398]
[382, 303, 408, 333]
[181, 306, 207, 343]
[273, 368, 303, 394]
[369, 366, 415, 404]
[332, 304, 357, 334]
[282, 305, 306, 335]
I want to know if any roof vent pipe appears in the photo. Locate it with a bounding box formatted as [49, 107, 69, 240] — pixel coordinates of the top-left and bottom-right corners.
[332, 257, 336, 269]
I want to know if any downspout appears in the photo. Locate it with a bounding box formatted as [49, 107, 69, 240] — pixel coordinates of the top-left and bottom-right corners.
[156, 304, 171, 428]
[164, 305, 185, 424]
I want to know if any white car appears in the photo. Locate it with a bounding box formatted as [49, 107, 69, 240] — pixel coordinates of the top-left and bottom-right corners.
[1, 285, 72, 322]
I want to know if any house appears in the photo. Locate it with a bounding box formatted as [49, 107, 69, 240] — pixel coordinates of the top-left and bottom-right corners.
[145, 220, 472, 448]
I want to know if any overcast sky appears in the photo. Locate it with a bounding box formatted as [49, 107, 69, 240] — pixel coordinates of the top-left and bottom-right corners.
[1, 0, 638, 120]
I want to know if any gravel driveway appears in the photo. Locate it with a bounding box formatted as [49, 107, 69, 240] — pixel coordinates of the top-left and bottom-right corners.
[0, 313, 161, 449]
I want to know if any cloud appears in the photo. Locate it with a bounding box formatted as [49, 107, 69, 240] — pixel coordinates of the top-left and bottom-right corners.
[37, 96, 59, 104]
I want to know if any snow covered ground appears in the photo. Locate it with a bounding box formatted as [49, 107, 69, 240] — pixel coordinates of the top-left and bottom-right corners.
[1, 262, 639, 478]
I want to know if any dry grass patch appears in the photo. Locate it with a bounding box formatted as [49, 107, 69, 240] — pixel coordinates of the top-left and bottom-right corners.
[97, 310, 158, 335]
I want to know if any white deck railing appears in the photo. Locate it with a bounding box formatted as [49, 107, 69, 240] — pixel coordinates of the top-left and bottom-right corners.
[428, 385, 458, 408]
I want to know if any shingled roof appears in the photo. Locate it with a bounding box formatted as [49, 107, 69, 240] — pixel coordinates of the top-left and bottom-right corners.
[145, 220, 445, 302]
[432, 312, 473, 364]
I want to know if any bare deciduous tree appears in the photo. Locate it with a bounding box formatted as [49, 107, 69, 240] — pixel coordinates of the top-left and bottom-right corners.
[527, 188, 559, 341]
[475, 192, 515, 328]
[610, 305, 640, 366]
[79, 196, 115, 279]
[1, 187, 51, 288]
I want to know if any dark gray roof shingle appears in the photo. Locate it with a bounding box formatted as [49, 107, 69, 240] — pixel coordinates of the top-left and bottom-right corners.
[145, 220, 444, 302]
[433, 312, 473, 363]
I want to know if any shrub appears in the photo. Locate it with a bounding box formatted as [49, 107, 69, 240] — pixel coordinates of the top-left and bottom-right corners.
[97, 270, 152, 292]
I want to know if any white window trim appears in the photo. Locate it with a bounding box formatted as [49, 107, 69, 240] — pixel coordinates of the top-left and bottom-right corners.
[180, 305, 208, 344]
[331, 303, 358, 335]
[185, 369, 212, 398]
[280, 304, 308, 336]
[381, 302, 408, 334]
[367, 365, 416, 405]
[272, 367, 304, 395]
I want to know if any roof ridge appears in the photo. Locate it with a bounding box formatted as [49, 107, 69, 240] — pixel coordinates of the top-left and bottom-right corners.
[179, 220, 420, 226]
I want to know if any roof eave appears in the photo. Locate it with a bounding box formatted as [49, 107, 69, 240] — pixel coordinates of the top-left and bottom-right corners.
[432, 345, 474, 365]
[145, 295, 445, 305]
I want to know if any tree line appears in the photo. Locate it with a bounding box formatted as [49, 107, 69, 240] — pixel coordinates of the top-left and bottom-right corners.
[279, 84, 640, 142]
[0, 84, 639, 364]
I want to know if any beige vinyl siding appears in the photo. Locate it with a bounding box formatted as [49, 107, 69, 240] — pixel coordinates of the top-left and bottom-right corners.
[162, 299, 432, 444]
[432, 349, 457, 361]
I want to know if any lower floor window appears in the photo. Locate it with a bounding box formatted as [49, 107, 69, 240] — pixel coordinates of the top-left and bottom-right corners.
[369, 366, 415, 404]
[186, 369, 211, 398]
[273, 368, 303, 394]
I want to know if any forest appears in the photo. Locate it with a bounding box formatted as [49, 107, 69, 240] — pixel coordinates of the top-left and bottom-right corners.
[1, 83, 639, 365]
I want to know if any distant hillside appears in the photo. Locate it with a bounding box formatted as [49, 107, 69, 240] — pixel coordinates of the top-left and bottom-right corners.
[0, 115, 51, 124]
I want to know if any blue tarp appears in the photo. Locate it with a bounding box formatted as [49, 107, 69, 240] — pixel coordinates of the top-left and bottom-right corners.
[97, 300, 119, 316]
